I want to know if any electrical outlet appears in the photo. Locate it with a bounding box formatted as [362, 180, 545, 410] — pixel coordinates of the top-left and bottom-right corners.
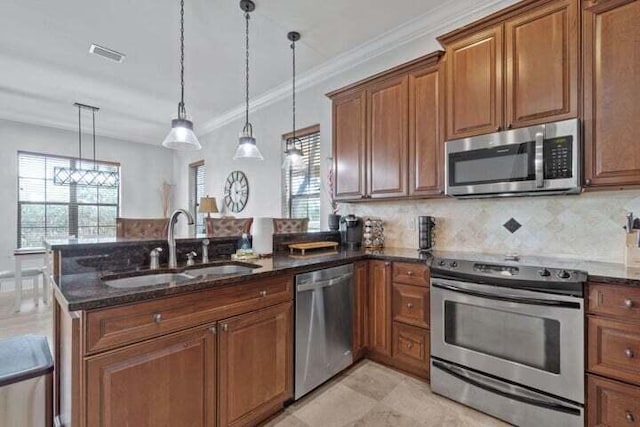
[406, 218, 416, 231]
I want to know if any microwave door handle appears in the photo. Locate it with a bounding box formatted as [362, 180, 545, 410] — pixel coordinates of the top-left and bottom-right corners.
[432, 360, 582, 416]
[535, 131, 544, 188]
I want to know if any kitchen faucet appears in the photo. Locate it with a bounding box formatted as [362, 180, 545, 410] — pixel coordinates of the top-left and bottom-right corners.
[168, 209, 194, 269]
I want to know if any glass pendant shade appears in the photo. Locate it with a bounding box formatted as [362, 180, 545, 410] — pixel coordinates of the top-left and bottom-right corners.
[234, 125, 264, 160]
[282, 140, 304, 170]
[163, 118, 202, 151]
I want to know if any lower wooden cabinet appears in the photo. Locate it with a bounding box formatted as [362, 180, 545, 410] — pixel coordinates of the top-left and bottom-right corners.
[368, 260, 392, 357]
[392, 322, 430, 377]
[353, 261, 368, 361]
[218, 302, 293, 427]
[86, 325, 217, 427]
[588, 375, 640, 427]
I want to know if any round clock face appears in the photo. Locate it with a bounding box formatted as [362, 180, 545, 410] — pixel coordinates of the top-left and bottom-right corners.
[224, 171, 249, 213]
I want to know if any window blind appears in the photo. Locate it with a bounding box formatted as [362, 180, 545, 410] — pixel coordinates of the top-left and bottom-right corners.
[17, 151, 120, 248]
[282, 129, 321, 231]
[190, 162, 206, 234]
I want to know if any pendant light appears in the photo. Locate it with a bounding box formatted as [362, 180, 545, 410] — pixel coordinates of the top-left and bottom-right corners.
[163, 0, 201, 151]
[283, 31, 304, 170]
[53, 103, 120, 187]
[233, 0, 263, 160]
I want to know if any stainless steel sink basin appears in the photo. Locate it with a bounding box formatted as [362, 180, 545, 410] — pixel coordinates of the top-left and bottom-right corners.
[186, 263, 260, 277]
[103, 273, 194, 289]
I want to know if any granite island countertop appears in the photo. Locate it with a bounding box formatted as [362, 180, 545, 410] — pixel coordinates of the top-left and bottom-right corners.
[52, 247, 640, 312]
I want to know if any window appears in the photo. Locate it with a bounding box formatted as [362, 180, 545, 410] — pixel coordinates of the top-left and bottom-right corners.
[282, 125, 321, 231]
[189, 161, 206, 234]
[17, 151, 120, 247]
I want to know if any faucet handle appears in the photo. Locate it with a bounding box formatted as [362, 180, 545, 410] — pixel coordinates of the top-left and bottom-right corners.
[150, 247, 163, 270]
[202, 239, 210, 247]
[151, 247, 163, 255]
[186, 251, 197, 266]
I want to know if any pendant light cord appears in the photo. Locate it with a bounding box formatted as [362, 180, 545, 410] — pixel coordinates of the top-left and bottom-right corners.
[92, 109, 97, 170]
[77, 105, 82, 161]
[291, 38, 296, 143]
[179, 0, 186, 119]
[244, 11, 251, 133]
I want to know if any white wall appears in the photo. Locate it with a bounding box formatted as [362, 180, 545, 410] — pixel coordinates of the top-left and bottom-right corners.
[0, 119, 174, 271]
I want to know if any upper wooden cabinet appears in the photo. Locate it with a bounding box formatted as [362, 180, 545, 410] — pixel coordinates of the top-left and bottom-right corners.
[328, 52, 444, 202]
[367, 75, 409, 198]
[439, 0, 579, 139]
[332, 89, 367, 200]
[583, 0, 640, 188]
[445, 26, 504, 139]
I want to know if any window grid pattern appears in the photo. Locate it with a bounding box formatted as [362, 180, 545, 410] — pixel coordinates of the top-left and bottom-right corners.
[191, 163, 206, 234]
[282, 130, 321, 231]
[17, 152, 120, 248]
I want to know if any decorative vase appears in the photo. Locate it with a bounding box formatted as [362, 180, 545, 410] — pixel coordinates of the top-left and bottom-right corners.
[328, 214, 341, 231]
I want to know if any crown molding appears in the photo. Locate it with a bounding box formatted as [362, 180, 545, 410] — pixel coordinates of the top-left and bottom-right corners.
[198, 0, 515, 136]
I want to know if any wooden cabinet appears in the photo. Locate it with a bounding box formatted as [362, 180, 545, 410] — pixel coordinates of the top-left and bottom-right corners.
[328, 52, 444, 201]
[353, 261, 368, 361]
[445, 26, 504, 139]
[588, 374, 640, 427]
[367, 75, 409, 198]
[368, 260, 392, 357]
[440, 0, 578, 139]
[218, 302, 293, 427]
[86, 325, 217, 427]
[409, 62, 444, 196]
[332, 90, 367, 200]
[583, 0, 640, 188]
[392, 283, 429, 329]
[392, 322, 430, 376]
[588, 316, 640, 386]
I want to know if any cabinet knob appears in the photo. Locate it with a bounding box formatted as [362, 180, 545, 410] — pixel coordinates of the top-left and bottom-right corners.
[406, 343, 413, 349]
[385, 262, 391, 267]
[495, 126, 502, 132]
[585, 178, 592, 185]
[406, 271, 414, 276]
[506, 124, 512, 130]
[221, 323, 228, 332]
[626, 412, 635, 423]
[259, 290, 267, 297]
[152, 313, 162, 324]
[625, 348, 634, 359]
[625, 299, 634, 309]
[210, 325, 217, 335]
[407, 303, 414, 309]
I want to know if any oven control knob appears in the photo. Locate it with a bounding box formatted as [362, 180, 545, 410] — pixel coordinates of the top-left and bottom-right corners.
[538, 269, 551, 277]
[558, 270, 571, 279]
[449, 261, 458, 268]
[437, 260, 446, 267]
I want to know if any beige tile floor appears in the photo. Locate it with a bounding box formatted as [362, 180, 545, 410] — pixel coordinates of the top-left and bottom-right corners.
[0, 289, 53, 344]
[265, 360, 510, 427]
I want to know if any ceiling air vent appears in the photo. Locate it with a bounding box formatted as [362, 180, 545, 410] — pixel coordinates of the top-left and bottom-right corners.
[89, 44, 125, 63]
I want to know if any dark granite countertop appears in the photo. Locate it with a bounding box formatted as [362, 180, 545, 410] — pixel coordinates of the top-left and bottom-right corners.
[52, 246, 640, 312]
[46, 234, 218, 251]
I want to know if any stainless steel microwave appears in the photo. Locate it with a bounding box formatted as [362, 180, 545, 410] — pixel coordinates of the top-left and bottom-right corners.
[445, 119, 580, 198]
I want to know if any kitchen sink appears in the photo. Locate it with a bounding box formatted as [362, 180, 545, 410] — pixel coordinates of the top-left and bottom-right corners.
[103, 273, 194, 289]
[186, 263, 260, 277]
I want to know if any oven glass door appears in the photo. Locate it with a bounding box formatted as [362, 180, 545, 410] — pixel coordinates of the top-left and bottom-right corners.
[431, 278, 584, 403]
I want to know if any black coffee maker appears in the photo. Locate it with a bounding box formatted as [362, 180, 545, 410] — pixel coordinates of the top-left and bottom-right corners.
[341, 215, 363, 249]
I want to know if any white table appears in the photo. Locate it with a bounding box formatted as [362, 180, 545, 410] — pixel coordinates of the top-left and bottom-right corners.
[14, 247, 47, 312]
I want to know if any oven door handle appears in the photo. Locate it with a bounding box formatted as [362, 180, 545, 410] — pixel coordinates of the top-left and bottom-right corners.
[535, 130, 544, 188]
[432, 282, 581, 309]
[432, 360, 582, 416]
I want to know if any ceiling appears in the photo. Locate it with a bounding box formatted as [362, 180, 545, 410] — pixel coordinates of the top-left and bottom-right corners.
[0, 0, 485, 145]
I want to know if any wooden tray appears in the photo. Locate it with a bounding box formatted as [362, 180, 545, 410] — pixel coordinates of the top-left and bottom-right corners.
[288, 241, 339, 256]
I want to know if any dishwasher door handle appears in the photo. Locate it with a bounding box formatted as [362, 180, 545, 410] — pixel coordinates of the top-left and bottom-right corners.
[296, 273, 353, 292]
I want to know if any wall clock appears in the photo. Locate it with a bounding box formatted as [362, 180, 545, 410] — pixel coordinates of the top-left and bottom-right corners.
[224, 170, 249, 213]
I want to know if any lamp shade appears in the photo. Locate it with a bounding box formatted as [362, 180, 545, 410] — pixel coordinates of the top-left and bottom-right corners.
[234, 134, 264, 160]
[198, 196, 219, 214]
[163, 118, 202, 151]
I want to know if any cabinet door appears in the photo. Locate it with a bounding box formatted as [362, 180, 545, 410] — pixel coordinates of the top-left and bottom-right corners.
[333, 90, 367, 200]
[218, 302, 293, 427]
[367, 75, 409, 198]
[446, 26, 504, 139]
[505, 0, 578, 128]
[86, 326, 216, 427]
[353, 261, 368, 361]
[583, 0, 640, 187]
[409, 63, 444, 196]
[368, 260, 392, 356]
[588, 374, 640, 427]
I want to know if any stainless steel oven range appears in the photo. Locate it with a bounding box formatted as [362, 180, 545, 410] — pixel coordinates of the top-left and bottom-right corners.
[429, 256, 586, 427]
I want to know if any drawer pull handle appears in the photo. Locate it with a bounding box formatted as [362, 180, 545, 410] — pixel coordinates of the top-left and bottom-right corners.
[625, 299, 634, 309]
[407, 271, 414, 276]
[152, 313, 162, 324]
[406, 343, 413, 349]
[625, 348, 635, 359]
[626, 412, 635, 423]
[407, 303, 414, 309]
[259, 290, 267, 297]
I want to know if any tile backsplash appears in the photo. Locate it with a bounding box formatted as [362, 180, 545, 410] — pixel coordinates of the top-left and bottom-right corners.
[340, 190, 640, 263]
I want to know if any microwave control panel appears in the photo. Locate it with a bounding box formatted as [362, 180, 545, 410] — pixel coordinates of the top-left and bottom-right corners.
[543, 136, 573, 179]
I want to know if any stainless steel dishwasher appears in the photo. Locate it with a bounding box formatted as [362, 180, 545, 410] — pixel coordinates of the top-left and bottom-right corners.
[295, 263, 353, 400]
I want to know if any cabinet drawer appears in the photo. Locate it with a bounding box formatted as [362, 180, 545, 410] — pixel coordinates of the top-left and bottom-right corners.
[392, 262, 429, 287]
[588, 283, 640, 321]
[588, 316, 640, 386]
[588, 375, 640, 427]
[392, 322, 429, 370]
[86, 275, 292, 354]
[392, 283, 429, 329]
